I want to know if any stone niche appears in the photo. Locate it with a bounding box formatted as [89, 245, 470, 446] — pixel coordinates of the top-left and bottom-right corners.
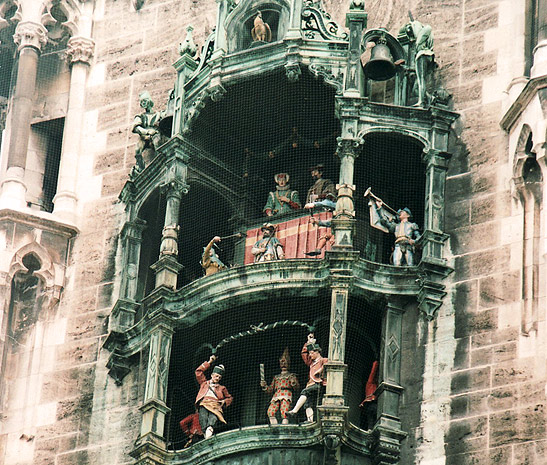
[225, 0, 291, 52]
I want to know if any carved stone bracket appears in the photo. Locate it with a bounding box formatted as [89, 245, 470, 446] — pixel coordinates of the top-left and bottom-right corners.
[66, 36, 95, 65]
[309, 62, 344, 94]
[13, 21, 48, 51]
[302, 1, 348, 41]
[416, 254, 452, 320]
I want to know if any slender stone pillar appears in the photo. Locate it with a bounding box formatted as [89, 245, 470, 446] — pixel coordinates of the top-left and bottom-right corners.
[531, 0, 547, 77]
[421, 148, 450, 261]
[344, 0, 367, 97]
[372, 297, 407, 465]
[323, 287, 349, 407]
[331, 137, 360, 249]
[0, 22, 47, 209]
[139, 314, 174, 443]
[151, 180, 186, 289]
[53, 36, 95, 220]
[111, 218, 147, 330]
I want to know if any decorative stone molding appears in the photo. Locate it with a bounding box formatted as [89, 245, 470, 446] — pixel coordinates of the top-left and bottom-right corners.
[66, 36, 95, 65]
[13, 21, 48, 51]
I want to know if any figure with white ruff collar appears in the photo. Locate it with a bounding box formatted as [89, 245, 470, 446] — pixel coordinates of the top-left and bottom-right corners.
[263, 173, 301, 216]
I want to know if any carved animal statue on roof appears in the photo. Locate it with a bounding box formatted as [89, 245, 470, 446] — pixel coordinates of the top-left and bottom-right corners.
[251, 11, 272, 42]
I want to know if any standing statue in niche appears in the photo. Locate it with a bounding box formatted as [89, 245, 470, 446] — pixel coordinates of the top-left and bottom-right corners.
[132, 91, 163, 174]
[251, 223, 285, 262]
[401, 12, 434, 107]
[195, 355, 233, 439]
[264, 173, 301, 216]
[260, 348, 300, 425]
[251, 11, 272, 43]
[287, 333, 328, 423]
[373, 199, 421, 266]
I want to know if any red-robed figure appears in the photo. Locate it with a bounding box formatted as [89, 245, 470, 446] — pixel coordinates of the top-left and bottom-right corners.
[195, 355, 233, 438]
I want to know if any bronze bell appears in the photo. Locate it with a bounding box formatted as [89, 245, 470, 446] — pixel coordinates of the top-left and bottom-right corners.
[362, 39, 396, 81]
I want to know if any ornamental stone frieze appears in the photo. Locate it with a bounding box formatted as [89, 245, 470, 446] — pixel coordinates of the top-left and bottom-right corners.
[66, 36, 95, 65]
[13, 21, 48, 51]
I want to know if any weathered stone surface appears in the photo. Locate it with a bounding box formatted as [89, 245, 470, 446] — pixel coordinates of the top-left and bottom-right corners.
[450, 222, 500, 255]
[451, 366, 491, 395]
[478, 271, 520, 308]
[455, 307, 498, 338]
[454, 247, 510, 280]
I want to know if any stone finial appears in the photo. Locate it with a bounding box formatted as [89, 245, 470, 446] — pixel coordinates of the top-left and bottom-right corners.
[349, 0, 365, 11]
[179, 25, 198, 57]
[13, 21, 48, 51]
[66, 36, 95, 65]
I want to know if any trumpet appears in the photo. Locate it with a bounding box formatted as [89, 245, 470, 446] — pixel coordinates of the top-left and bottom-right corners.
[363, 187, 397, 214]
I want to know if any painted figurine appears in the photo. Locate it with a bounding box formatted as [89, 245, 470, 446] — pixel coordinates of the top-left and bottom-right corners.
[359, 360, 379, 430]
[263, 173, 301, 216]
[260, 348, 300, 425]
[401, 14, 434, 107]
[251, 223, 285, 262]
[306, 164, 336, 204]
[374, 200, 420, 266]
[287, 333, 328, 423]
[304, 216, 334, 256]
[304, 192, 336, 257]
[251, 11, 272, 42]
[132, 91, 163, 173]
[195, 355, 233, 439]
[201, 236, 227, 276]
[179, 412, 203, 447]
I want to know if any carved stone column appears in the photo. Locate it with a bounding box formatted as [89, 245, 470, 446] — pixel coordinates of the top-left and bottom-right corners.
[531, 0, 547, 77]
[139, 314, 174, 445]
[53, 37, 95, 220]
[372, 297, 407, 465]
[151, 179, 186, 289]
[111, 218, 147, 330]
[421, 148, 450, 262]
[331, 138, 360, 249]
[0, 22, 47, 209]
[344, 0, 367, 97]
[172, 50, 198, 136]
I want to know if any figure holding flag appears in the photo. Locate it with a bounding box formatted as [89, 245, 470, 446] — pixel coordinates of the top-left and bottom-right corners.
[366, 188, 421, 266]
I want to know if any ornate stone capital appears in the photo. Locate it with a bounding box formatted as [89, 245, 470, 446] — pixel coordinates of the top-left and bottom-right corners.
[66, 36, 95, 65]
[336, 137, 362, 157]
[13, 22, 48, 51]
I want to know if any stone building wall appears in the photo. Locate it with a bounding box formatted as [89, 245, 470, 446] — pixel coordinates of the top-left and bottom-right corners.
[0, 0, 544, 464]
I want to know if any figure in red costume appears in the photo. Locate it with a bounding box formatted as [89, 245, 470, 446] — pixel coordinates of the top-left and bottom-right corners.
[359, 360, 379, 430]
[195, 355, 233, 439]
[260, 347, 300, 424]
[287, 333, 328, 423]
[179, 412, 202, 447]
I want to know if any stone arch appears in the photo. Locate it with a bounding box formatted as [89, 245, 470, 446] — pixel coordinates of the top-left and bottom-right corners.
[357, 126, 430, 152]
[225, 0, 291, 52]
[512, 124, 543, 336]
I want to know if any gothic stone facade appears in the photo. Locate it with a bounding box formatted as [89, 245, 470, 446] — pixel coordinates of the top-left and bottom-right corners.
[0, 0, 546, 464]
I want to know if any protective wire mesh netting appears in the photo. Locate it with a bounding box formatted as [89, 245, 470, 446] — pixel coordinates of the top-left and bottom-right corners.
[128, 71, 426, 449]
[164, 295, 383, 450]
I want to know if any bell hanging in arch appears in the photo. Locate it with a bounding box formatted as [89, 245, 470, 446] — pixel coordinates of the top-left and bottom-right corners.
[362, 37, 396, 81]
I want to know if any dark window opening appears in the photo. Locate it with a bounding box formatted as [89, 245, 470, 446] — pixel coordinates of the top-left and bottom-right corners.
[177, 185, 235, 287]
[187, 69, 340, 221]
[137, 189, 166, 300]
[354, 133, 426, 264]
[27, 118, 64, 213]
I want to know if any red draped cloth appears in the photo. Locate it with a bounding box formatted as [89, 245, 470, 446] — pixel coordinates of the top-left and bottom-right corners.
[244, 212, 333, 264]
